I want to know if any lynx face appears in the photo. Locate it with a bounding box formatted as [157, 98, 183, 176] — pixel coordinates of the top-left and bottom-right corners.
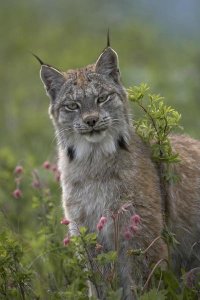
[40, 47, 131, 159]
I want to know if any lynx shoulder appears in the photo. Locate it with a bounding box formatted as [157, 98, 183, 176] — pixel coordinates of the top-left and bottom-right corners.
[39, 44, 200, 299]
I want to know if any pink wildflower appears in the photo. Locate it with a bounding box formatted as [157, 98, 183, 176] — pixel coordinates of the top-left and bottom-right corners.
[131, 214, 141, 225]
[129, 224, 138, 234]
[97, 216, 108, 231]
[43, 161, 51, 169]
[32, 180, 41, 189]
[12, 188, 22, 199]
[51, 164, 58, 172]
[60, 218, 70, 225]
[97, 223, 104, 231]
[14, 165, 23, 175]
[99, 216, 107, 225]
[55, 171, 60, 182]
[124, 230, 132, 240]
[63, 237, 70, 246]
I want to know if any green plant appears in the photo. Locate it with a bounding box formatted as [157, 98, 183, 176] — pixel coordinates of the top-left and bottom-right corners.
[0, 232, 33, 299]
[128, 83, 181, 166]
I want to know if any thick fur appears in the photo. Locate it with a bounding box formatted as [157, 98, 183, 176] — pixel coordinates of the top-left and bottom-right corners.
[40, 47, 200, 299]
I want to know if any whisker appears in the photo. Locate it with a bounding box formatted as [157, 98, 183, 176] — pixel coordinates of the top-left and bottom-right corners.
[51, 128, 73, 144]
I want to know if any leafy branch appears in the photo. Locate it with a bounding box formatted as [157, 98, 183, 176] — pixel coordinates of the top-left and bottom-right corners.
[128, 83, 182, 167]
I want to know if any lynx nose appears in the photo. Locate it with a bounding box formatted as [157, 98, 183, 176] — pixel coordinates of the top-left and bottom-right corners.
[83, 114, 99, 127]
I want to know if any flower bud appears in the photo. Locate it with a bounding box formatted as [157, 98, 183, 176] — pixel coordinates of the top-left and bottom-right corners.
[131, 214, 141, 225]
[97, 223, 103, 231]
[124, 230, 132, 240]
[60, 218, 70, 225]
[129, 224, 138, 234]
[63, 237, 70, 246]
[51, 164, 58, 172]
[43, 161, 51, 169]
[12, 188, 22, 199]
[99, 216, 107, 225]
[14, 165, 23, 175]
[97, 216, 108, 231]
[32, 180, 41, 189]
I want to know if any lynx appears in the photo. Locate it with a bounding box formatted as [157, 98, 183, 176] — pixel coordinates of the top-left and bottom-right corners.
[37, 41, 200, 299]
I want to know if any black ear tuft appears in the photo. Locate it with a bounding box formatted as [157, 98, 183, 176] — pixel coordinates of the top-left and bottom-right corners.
[32, 53, 45, 66]
[95, 47, 120, 82]
[40, 65, 66, 101]
[107, 28, 110, 48]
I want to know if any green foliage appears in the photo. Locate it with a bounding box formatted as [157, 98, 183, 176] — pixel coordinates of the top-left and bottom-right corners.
[139, 266, 200, 300]
[161, 227, 179, 248]
[128, 83, 181, 164]
[0, 232, 33, 299]
[139, 288, 167, 300]
[106, 288, 123, 300]
[96, 251, 117, 266]
[128, 83, 183, 187]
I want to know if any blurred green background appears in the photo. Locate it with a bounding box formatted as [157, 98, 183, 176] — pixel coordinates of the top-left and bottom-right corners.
[1, 0, 200, 165]
[0, 1, 200, 297]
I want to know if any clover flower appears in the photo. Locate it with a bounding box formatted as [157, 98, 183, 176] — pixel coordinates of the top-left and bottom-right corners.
[14, 165, 23, 175]
[12, 188, 22, 199]
[60, 218, 70, 225]
[63, 237, 70, 246]
[97, 216, 108, 231]
[43, 161, 51, 169]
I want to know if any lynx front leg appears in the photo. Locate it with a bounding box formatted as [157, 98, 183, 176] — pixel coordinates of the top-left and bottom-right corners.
[118, 252, 142, 300]
[119, 265, 136, 300]
[118, 237, 168, 300]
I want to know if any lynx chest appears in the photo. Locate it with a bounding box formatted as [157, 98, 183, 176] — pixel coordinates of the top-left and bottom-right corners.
[62, 170, 121, 232]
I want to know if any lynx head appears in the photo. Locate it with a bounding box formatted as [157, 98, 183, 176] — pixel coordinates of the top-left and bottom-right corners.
[39, 45, 131, 160]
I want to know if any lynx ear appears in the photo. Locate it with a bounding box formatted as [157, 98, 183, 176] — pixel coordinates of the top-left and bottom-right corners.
[40, 65, 66, 101]
[95, 47, 120, 82]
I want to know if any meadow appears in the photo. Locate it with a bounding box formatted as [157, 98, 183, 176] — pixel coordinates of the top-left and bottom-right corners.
[1, 1, 200, 299]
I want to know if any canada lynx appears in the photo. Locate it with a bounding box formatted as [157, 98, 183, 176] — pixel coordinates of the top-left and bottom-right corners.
[38, 42, 200, 299]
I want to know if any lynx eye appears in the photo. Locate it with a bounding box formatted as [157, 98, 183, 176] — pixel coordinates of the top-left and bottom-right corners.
[97, 94, 112, 104]
[64, 103, 79, 111]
